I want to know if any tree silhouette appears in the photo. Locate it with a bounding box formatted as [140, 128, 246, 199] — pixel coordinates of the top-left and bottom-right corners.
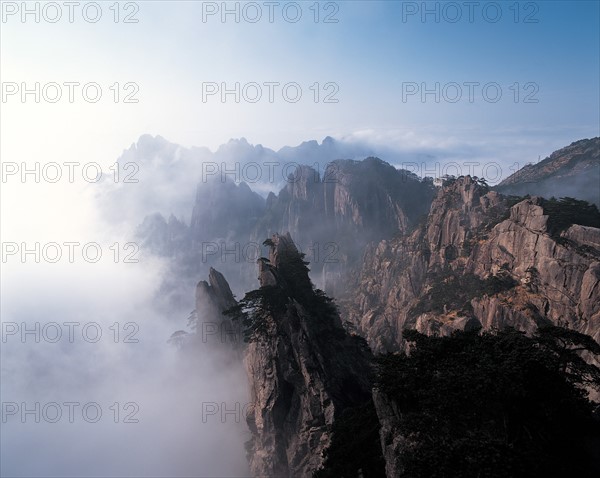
[375, 327, 600, 477]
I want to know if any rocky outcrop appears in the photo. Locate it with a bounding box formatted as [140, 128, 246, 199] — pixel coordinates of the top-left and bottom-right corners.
[423, 176, 506, 266]
[142, 156, 435, 309]
[467, 196, 600, 342]
[354, 179, 600, 475]
[158, 140, 600, 477]
[242, 233, 374, 477]
[168, 266, 242, 351]
[168, 150, 600, 477]
[256, 159, 433, 243]
[349, 176, 600, 353]
[191, 267, 241, 347]
[563, 224, 600, 250]
[253, 159, 435, 296]
[196, 267, 237, 319]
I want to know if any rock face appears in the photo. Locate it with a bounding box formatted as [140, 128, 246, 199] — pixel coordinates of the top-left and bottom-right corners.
[139, 157, 435, 307]
[159, 139, 600, 477]
[349, 176, 600, 354]
[496, 137, 600, 205]
[193, 267, 241, 347]
[196, 267, 237, 321]
[468, 197, 600, 341]
[171, 154, 600, 477]
[352, 177, 600, 475]
[255, 159, 432, 243]
[253, 159, 435, 296]
[242, 233, 374, 477]
[168, 267, 242, 352]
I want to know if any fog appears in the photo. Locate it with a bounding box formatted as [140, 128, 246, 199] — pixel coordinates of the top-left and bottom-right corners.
[96, 132, 555, 226]
[1, 187, 250, 476]
[1, 133, 424, 477]
[497, 169, 600, 206]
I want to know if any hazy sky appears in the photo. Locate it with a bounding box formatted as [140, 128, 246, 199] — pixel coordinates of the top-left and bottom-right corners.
[2, 0, 599, 237]
[1, 1, 599, 476]
[2, 0, 598, 154]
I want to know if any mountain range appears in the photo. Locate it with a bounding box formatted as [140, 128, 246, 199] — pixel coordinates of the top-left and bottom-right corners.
[137, 136, 600, 476]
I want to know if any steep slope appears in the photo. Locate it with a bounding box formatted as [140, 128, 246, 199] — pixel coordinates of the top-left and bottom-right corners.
[136, 156, 435, 304]
[253, 159, 435, 296]
[169, 267, 242, 351]
[230, 233, 376, 477]
[496, 137, 600, 205]
[193, 267, 240, 346]
[255, 158, 432, 243]
[349, 176, 600, 354]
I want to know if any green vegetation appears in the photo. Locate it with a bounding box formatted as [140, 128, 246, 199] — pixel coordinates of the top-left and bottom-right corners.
[225, 243, 339, 343]
[410, 268, 517, 318]
[224, 285, 287, 343]
[542, 197, 600, 236]
[506, 194, 530, 209]
[376, 327, 600, 477]
[488, 194, 529, 227]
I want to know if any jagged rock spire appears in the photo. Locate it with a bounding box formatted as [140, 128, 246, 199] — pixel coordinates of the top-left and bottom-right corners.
[244, 232, 375, 477]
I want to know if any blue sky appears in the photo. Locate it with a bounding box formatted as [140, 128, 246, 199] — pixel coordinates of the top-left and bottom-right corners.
[3, 6, 595, 257]
[1, 0, 599, 235]
[2, 0, 598, 156]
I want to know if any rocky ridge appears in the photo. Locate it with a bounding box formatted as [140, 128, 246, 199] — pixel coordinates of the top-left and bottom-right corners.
[186, 180, 600, 476]
[348, 176, 600, 354]
[227, 233, 374, 477]
[174, 141, 600, 477]
[253, 159, 435, 296]
[496, 137, 600, 205]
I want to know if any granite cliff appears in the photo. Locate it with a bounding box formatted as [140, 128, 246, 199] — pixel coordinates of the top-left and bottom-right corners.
[244, 233, 371, 477]
[348, 176, 600, 354]
[225, 233, 376, 477]
[141, 157, 435, 306]
[165, 140, 600, 476]
[253, 159, 434, 295]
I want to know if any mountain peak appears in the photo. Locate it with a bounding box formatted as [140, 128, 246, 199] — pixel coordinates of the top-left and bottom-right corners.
[237, 232, 375, 476]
